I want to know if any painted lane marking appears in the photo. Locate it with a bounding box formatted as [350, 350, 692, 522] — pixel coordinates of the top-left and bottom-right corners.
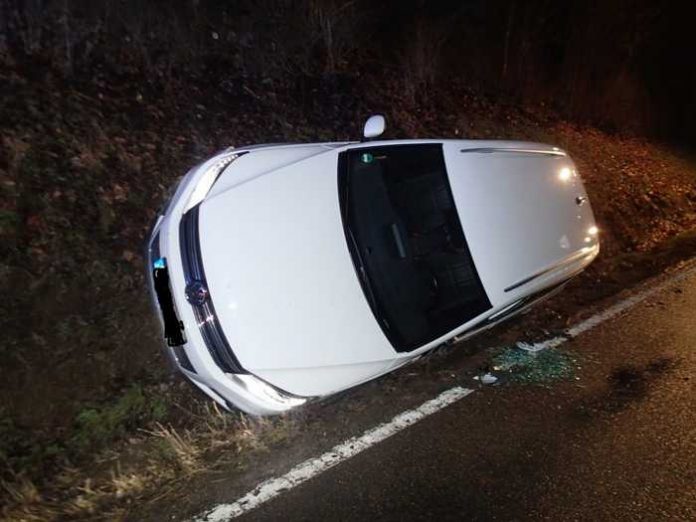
[194, 387, 473, 521]
[518, 263, 696, 352]
[194, 262, 696, 521]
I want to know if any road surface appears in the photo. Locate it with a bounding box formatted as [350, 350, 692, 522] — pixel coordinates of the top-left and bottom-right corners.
[236, 269, 696, 521]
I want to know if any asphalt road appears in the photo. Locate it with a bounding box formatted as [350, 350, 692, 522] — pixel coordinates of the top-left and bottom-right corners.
[240, 270, 696, 521]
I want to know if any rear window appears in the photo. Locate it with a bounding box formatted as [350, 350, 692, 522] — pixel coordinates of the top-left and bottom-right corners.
[339, 144, 491, 352]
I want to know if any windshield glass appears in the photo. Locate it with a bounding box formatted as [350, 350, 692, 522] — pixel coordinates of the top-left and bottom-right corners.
[339, 144, 491, 352]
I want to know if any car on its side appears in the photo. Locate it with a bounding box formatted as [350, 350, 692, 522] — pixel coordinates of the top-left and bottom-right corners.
[147, 115, 599, 415]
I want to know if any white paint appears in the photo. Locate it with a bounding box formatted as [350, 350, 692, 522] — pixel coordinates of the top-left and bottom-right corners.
[194, 387, 473, 521]
[192, 262, 696, 521]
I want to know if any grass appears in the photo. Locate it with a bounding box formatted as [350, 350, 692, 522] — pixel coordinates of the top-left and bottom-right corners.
[69, 385, 168, 452]
[149, 423, 203, 474]
[0, 385, 168, 510]
[0, 392, 302, 521]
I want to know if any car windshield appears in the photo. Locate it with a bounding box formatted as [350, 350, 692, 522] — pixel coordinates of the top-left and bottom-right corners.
[339, 144, 491, 352]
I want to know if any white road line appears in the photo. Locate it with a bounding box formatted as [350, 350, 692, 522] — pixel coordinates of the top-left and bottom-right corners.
[518, 263, 696, 351]
[193, 262, 696, 521]
[194, 387, 473, 521]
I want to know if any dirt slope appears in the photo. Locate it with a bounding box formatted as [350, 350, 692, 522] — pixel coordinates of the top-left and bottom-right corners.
[1, 67, 695, 520]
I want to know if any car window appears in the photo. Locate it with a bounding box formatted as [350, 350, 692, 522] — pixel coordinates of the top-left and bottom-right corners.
[338, 144, 491, 352]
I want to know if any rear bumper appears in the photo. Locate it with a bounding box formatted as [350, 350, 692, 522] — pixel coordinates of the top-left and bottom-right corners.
[145, 165, 307, 416]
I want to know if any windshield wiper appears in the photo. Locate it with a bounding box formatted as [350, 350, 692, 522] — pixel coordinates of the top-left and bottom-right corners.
[345, 224, 384, 323]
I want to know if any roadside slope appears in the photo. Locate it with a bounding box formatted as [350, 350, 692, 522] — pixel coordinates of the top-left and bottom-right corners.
[1, 69, 695, 520]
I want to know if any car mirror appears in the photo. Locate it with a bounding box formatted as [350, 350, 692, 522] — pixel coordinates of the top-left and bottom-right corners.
[363, 114, 386, 139]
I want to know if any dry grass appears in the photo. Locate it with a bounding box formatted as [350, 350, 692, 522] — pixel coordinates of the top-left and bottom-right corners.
[1, 475, 57, 522]
[1, 400, 300, 521]
[149, 422, 202, 474]
[200, 402, 262, 452]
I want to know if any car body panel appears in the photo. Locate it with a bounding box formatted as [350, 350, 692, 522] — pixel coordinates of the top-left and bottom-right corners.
[207, 144, 339, 199]
[255, 359, 402, 397]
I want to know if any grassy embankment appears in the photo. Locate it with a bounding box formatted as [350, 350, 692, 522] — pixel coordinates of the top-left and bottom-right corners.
[1, 66, 695, 520]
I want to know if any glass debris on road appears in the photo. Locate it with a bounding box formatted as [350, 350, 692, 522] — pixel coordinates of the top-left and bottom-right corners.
[491, 346, 576, 384]
[473, 372, 499, 385]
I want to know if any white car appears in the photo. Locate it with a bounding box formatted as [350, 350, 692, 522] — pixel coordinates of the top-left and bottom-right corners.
[147, 116, 599, 415]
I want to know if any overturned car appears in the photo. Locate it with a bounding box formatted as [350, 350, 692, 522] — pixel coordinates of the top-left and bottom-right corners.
[147, 116, 599, 415]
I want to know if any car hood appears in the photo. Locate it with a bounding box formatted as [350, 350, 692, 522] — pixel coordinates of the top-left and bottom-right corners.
[443, 141, 598, 306]
[197, 148, 396, 396]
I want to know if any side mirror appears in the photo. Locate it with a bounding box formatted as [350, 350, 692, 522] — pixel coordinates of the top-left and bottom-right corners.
[363, 114, 385, 140]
